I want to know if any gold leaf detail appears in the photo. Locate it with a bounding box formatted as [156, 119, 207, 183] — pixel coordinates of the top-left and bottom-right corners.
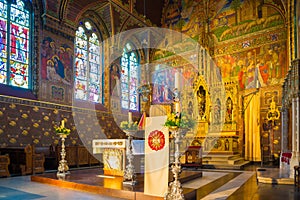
[9, 104, 16, 109]
[33, 123, 39, 128]
[0, 129, 3, 134]
[33, 139, 39, 144]
[9, 121, 16, 126]
[53, 109, 58, 114]
[9, 138, 17, 143]
[21, 113, 28, 119]
[44, 131, 49, 136]
[22, 130, 28, 135]
[72, 140, 76, 145]
[0, 111, 3, 116]
[33, 106, 39, 112]
[43, 116, 49, 121]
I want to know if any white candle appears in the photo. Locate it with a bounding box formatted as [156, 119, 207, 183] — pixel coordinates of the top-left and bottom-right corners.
[174, 102, 180, 113]
[175, 71, 179, 89]
[128, 112, 132, 123]
[61, 120, 65, 128]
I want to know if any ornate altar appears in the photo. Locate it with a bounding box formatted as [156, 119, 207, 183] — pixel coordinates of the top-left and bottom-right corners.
[193, 78, 239, 154]
[92, 139, 126, 176]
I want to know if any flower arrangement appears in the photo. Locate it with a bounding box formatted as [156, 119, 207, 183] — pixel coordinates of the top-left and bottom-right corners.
[120, 121, 138, 131]
[164, 112, 195, 129]
[54, 120, 71, 135]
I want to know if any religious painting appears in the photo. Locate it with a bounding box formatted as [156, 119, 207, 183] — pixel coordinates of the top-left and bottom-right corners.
[110, 62, 121, 97]
[41, 36, 73, 85]
[152, 66, 176, 104]
[215, 41, 287, 90]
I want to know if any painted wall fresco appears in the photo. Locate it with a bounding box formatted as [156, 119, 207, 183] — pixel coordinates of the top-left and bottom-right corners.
[215, 41, 287, 89]
[41, 36, 73, 85]
[162, 0, 288, 90]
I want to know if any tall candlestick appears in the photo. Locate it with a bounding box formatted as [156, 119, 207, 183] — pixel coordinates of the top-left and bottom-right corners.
[128, 112, 133, 124]
[175, 72, 179, 89]
[61, 120, 65, 128]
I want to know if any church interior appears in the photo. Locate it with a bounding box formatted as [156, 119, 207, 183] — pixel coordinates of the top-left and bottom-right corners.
[0, 0, 300, 199]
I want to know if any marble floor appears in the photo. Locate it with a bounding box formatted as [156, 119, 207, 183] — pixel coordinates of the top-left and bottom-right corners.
[0, 164, 300, 200]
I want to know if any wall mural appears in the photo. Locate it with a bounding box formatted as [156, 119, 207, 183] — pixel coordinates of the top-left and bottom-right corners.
[215, 41, 287, 89]
[162, 0, 288, 90]
[152, 66, 176, 104]
[41, 36, 73, 85]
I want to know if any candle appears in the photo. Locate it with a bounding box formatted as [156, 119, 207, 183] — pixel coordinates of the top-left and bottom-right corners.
[128, 112, 132, 123]
[174, 102, 180, 113]
[61, 120, 65, 128]
[175, 71, 179, 89]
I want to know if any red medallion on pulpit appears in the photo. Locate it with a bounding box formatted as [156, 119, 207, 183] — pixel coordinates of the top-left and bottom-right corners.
[148, 130, 165, 151]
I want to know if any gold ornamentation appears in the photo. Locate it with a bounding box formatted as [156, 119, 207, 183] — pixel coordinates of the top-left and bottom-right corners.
[21, 113, 28, 119]
[22, 130, 28, 135]
[43, 116, 49, 121]
[33, 106, 39, 112]
[9, 138, 17, 143]
[0, 129, 3, 134]
[33, 123, 39, 128]
[9, 104, 16, 109]
[33, 139, 39, 144]
[9, 121, 16, 126]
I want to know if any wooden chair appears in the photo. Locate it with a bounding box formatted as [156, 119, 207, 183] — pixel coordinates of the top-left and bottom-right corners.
[0, 154, 10, 177]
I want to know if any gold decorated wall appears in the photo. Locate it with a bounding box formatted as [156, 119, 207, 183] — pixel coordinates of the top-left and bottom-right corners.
[0, 0, 149, 148]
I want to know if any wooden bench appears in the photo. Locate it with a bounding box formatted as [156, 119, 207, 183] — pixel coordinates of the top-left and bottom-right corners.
[0, 154, 10, 177]
[0, 144, 45, 175]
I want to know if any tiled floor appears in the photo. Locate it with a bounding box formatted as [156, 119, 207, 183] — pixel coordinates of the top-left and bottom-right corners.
[0, 165, 300, 199]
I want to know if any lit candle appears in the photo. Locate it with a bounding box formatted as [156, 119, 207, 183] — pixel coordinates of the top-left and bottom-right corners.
[61, 120, 65, 128]
[128, 112, 132, 123]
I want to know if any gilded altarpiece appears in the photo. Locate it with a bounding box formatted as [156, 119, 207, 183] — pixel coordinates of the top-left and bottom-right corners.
[194, 79, 239, 153]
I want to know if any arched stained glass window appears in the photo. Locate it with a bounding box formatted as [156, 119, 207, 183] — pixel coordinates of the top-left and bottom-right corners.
[0, 0, 31, 89]
[120, 43, 139, 111]
[74, 21, 103, 103]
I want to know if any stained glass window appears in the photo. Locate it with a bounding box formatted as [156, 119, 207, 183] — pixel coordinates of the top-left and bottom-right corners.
[0, 0, 31, 89]
[74, 21, 103, 103]
[120, 43, 139, 110]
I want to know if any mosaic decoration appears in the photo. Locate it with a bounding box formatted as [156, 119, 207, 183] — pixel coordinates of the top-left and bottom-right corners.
[0, 0, 30, 88]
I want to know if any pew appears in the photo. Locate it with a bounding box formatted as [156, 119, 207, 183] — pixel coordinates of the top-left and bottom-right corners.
[0, 144, 45, 175]
[0, 154, 10, 177]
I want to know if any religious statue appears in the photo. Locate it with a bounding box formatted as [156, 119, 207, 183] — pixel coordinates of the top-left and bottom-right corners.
[197, 86, 206, 120]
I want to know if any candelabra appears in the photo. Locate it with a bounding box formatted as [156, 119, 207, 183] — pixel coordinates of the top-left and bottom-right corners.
[165, 88, 184, 200]
[57, 134, 70, 178]
[165, 126, 184, 200]
[123, 130, 137, 185]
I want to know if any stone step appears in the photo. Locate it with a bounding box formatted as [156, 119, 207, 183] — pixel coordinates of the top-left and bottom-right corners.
[202, 160, 251, 170]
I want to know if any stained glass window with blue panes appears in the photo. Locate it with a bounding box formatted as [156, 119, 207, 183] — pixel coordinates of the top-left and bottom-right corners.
[0, 0, 31, 89]
[74, 21, 103, 103]
[120, 43, 139, 111]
